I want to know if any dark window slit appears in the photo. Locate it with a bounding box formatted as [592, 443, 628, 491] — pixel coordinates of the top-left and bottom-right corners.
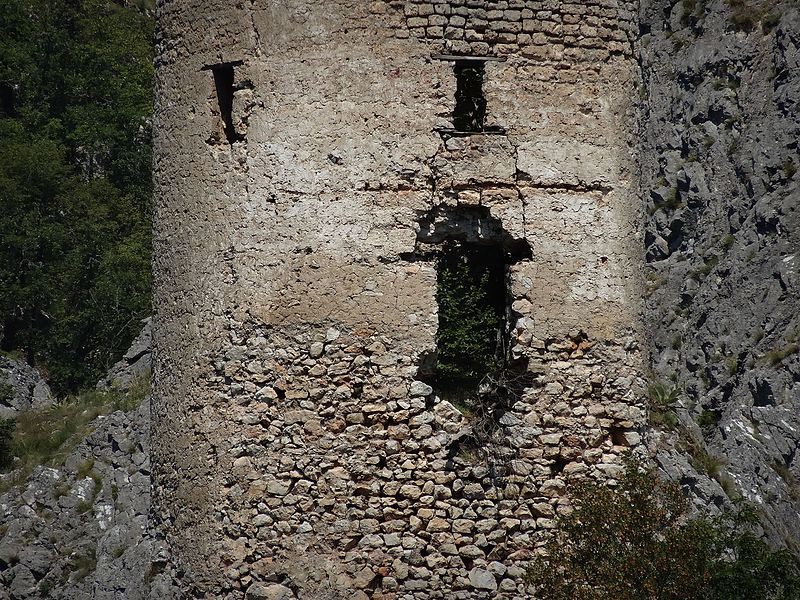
[202, 60, 246, 145]
[453, 60, 486, 132]
[212, 65, 239, 144]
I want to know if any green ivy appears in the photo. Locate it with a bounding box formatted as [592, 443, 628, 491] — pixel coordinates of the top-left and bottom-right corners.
[435, 242, 504, 393]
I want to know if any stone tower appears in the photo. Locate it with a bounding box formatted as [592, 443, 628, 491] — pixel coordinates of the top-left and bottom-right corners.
[151, 0, 645, 597]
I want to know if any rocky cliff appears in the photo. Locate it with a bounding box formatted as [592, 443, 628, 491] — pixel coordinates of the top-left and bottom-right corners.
[0, 402, 151, 600]
[639, 0, 800, 546]
[0, 334, 153, 600]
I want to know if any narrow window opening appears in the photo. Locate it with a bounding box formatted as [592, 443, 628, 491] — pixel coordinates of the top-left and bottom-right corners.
[212, 65, 238, 144]
[453, 61, 486, 132]
[202, 60, 245, 145]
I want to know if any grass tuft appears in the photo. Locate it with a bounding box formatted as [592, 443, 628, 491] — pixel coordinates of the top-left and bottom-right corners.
[765, 343, 799, 366]
[647, 380, 680, 430]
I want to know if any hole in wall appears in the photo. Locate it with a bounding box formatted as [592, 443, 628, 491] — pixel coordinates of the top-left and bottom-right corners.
[202, 60, 248, 145]
[550, 457, 568, 475]
[411, 206, 532, 392]
[609, 427, 628, 446]
[432, 54, 505, 136]
[436, 239, 506, 393]
[212, 64, 238, 144]
[407, 205, 532, 452]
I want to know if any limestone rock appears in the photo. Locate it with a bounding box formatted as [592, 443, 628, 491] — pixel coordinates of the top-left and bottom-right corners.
[0, 355, 52, 419]
[640, 0, 800, 544]
[468, 567, 498, 591]
[96, 318, 152, 391]
[245, 583, 296, 600]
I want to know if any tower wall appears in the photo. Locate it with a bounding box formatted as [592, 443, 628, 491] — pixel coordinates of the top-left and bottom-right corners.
[152, 1, 645, 597]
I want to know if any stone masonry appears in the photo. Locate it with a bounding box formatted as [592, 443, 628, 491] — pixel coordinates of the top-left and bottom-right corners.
[151, 1, 646, 598]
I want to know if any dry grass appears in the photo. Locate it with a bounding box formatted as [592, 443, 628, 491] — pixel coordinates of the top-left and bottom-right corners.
[0, 374, 149, 494]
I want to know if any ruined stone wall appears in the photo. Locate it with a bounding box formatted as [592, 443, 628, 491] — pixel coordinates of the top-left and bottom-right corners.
[151, 1, 646, 598]
[395, 0, 637, 60]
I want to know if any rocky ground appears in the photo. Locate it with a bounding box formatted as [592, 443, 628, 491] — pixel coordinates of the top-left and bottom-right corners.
[0, 325, 153, 600]
[0, 402, 152, 600]
[640, 0, 800, 546]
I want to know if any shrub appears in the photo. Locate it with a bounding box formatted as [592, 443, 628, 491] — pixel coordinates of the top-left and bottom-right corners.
[0, 381, 13, 403]
[650, 187, 681, 214]
[690, 255, 720, 279]
[647, 381, 680, 430]
[765, 343, 799, 366]
[691, 449, 727, 479]
[697, 409, 721, 430]
[761, 12, 781, 32]
[726, 0, 780, 33]
[527, 459, 800, 600]
[70, 548, 97, 579]
[720, 234, 735, 253]
[727, 0, 761, 31]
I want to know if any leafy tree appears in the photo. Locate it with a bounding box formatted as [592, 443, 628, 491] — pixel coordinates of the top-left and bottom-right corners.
[527, 459, 800, 600]
[0, 0, 153, 392]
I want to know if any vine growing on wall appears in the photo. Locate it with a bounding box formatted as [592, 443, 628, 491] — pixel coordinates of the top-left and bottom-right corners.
[435, 240, 506, 400]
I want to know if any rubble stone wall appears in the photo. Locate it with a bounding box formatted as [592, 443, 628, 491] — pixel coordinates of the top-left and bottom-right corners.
[392, 0, 638, 60]
[151, 1, 646, 598]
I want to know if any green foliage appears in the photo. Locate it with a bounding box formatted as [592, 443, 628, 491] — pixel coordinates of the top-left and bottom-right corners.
[70, 547, 97, 579]
[765, 343, 800, 366]
[761, 11, 781, 33]
[698, 409, 721, 430]
[720, 234, 736, 253]
[706, 506, 800, 599]
[691, 449, 727, 479]
[435, 242, 504, 394]
[771, 461, 795, 487]
[647, 380, 680, 430]
[650, 187, 681, 214]
[690, 254, 720, 279]
[527, 459, 800, 600]
[0, 381, 13, 403]
[681, 0, 710, 27]
[75, 457, 95, 479]
[726, 0, 778, 32]
[644, 272, 666, 299]
[0, 0, 153, 393]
